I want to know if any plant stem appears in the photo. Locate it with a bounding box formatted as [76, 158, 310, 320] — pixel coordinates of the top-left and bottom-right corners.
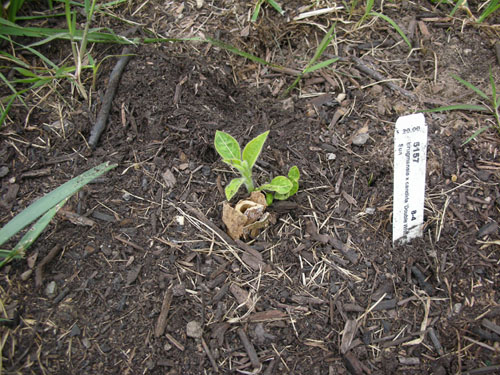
[242, 171, 254, 193]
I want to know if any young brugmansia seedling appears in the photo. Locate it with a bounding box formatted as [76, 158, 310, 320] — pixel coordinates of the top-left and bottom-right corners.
[214, 130, 300, 204]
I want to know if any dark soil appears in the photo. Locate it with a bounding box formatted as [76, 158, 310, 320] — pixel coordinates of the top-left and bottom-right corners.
[1, 1, 499, 374]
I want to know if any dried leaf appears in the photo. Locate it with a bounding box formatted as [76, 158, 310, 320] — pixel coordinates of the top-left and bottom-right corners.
[222, 192, 269, 240]
[162, 169, 176, 188]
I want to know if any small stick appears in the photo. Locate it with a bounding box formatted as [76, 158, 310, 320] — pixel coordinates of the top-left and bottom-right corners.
[35, 244, 63, 288]
[482, 319, 500, 336]
[89, 47, 133, 149]
[350, 56, 416, 99]
[201, 337, 219, 373]
[448, 203, 472, 228]
[114, 234, 145, 252]
[428, 327, 444, 356]
[154, 288, 173, 337]
[237, 328, 261, 369]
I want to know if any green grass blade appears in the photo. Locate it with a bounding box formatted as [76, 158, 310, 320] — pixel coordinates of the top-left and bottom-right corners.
[452, 74, 489, 100]
[477, 0, 500, 22]
[0, 250, 22, 259]
[303, 58, 339, 74]
[0, 49, 31, 69]
[312, 24, 336, 64]
[0, 162, 117, 247]
[0, 196, 70, 268]
[489, 67, 497, 109]
[0, 71, 26, 106]
[266, 0, 284, 15]
[251, 0, 264, 22]
[370, 12, 411, 49]
[449, 0, 466, 17]
[0, 95, 16, 127]
[206, 37, 272, 67]
[462, 126, 490, 145]
[422, 104, 489, 112]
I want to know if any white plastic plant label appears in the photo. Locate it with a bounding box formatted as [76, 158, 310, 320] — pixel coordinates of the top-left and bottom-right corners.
[393, 113, 427, 244]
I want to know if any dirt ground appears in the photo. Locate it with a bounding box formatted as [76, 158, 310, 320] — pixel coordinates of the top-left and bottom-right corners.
[1, 1, 499, 374]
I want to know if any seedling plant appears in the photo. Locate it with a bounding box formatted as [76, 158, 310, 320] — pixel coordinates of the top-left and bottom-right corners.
[214, 130, 300, 205]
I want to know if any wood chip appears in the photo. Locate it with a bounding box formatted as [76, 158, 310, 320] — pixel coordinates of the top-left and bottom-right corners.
[126, 265, 142, 285]
[237, 328, 261, 369]
[155, 288, 173, 338]
[229, 283, 251, 308]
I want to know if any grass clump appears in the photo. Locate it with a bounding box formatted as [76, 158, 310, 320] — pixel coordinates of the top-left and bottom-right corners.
[423, 69, 499, 144]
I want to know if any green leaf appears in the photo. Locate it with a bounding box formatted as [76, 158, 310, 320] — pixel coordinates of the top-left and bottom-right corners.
[258, 176, 293, 194]
[370, 12, 411, 49]
[214, 130, 241, 161]
[274, 192, 290, 201]
[0, 162, 117, 247]
[452, 74, 489, 100]
[242, 131, 269, 170]
[422, 104, 489, 113]
[288, 166, 300, 181]
[225, 178, 244, 201]
[287, 166, 300, 196]
[265, 192, 274, 206]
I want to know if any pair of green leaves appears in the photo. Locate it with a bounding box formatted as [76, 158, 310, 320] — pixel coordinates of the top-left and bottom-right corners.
[214, 130, 300, 202]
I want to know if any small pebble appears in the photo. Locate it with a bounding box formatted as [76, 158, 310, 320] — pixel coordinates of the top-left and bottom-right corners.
[326, 153, 336, 160]
[201, 166, 211, 177]
[186, 321, 203, 338]
[82, 338, 91, 349]
[100, 343, 112, 353]
[21, 269, 33, 281]
[70, 324, 81, 337]
[365, 207, 376, 215]
[352, 133, 369, 146]
[0, 166, 9, 178]
[45, 281, 57, 298]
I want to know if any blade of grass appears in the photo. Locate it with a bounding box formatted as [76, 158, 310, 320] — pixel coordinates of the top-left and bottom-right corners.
[477, 0, 500, 23]
[206, 37, 275, 67]
[303, 57, 339, 74]
[422, 104, 489, 112]
[452, 74, 489, 100]
[266, 0, 284, 15]
[284, 23, 336, 96]
[462, 126, 490, 145]
[0, 95, 16, 127]
[450, 0, 466, 16]
[0, 196, 70, 267]
[370, 12, 411, 49]
[0, 162, 117, 247]
[489, 68, 497, 108]
[251, 0, 264, 22]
